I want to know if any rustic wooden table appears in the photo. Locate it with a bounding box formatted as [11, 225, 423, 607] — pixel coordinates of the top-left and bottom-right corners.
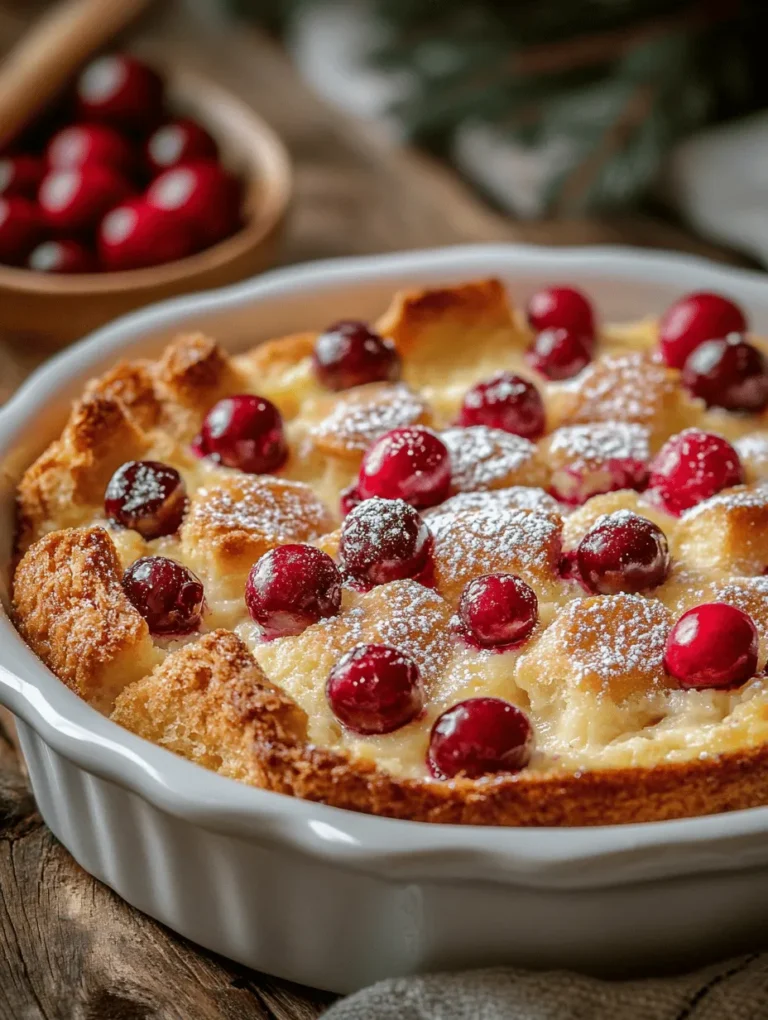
[0, 4, 751, 1018]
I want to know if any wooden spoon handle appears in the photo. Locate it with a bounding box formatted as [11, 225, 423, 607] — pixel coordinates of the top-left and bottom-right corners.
[0, 0, 153, 147]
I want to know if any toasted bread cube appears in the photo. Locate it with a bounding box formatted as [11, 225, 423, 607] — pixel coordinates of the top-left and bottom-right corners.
[13, 527, 159, 713]
[180, 474, 334, 598]
[441, 426, 549, 492]
[677, 484, 768, 575]
[112, 630, 307, 783]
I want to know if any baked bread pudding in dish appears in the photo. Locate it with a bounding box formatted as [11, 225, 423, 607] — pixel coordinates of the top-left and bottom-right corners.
[12, 278, 768, 826]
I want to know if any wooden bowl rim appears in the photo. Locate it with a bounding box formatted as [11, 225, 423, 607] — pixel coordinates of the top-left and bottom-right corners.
[0, 66, 292, 296]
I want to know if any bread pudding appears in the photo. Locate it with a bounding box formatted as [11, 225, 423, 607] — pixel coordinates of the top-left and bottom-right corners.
[12, 278, 768, 826]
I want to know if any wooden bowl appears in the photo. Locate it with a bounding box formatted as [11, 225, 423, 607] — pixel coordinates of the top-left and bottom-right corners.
[0, 65, 292, 347]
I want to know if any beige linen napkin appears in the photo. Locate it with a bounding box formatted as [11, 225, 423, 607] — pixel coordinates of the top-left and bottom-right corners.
[323, 955, 768, 1019]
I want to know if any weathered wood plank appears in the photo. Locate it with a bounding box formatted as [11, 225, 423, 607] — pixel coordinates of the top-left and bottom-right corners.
[0, 711, 332, 1020]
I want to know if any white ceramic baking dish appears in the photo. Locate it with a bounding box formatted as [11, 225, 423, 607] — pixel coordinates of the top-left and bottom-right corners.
[3, 245, 768, 994]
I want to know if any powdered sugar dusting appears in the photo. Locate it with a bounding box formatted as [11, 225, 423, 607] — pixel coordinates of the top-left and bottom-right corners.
[682, 577, 768, 642]
[548, 422, 650, 467]
[560, 595, 670, 691]
[187, 476, 332, 542]
[441, 426, 539, 491]
[318, 580, 452, 684]
[311, 383, 427, 452]
[428, 506, 562, 589]
[735, 433, 768, 474]
[681, 482, 768, 521]
[567, 352, 673, 425]
[111, 461, 170, 514]
[425, 487, 563, 518]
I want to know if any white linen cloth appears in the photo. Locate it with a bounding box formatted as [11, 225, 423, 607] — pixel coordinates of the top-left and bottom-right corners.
[322, 956, 768, 1018]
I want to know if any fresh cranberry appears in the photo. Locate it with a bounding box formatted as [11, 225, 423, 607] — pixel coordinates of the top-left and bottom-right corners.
[576, 511, 670, 595]
[105, 460, 187, 538]
[312, 320, 400, 391]
[358, 426, 451, 508]
[99, 197, 197, 271]
[245, 544, 342, 639]
[39, 165, 131, 235]
[0, 155, 45, 197]
[0, 196, 42, 264]
[147, 161, 241, 247]
[647, 428, 743, 516]
[340, 483, 362, 517]
[526, 327, 592, 381]
[457, 373, 545, 440]
[664, 603, 759, 689]
[427, 697, 533, 779]
[526, 286, 595, 348]
[76, 54, 164, 132]
[122, 556, 204, 636]
[458, 573, 538, 648]
[46, 124, 135, 175]
[326, 643, 423, 735]
[340, 497, 432, 586]
[145, 119, 218, 174]
[27, 239, 96, 274]
[197, 394, 288, 474]
[658, 292, 747, 369]
[682, 335, 768, 413]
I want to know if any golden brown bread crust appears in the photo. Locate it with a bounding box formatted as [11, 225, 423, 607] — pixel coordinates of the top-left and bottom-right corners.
[259, 742, 768, 826]
[16, 396, 151, 553]
[309, 382, 432, 463]
[112, 627, 768, 825]
[16, 332, 242, 553]
[12, 527, 158, 714]
[112, 631, 307, 784]
[376, 277, 513, 356]
[13, 277, 768, 827]
[179, 474, 336, 597]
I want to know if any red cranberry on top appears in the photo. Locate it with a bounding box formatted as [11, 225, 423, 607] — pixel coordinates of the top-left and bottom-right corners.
[576, 511, 670, 595]
[145, 118, 219, 174]
[658, 291, 747, 369]
[526, 286, 596, 349]
[99, 197, 197, 271]
[427, 697, 533, 779]
[27, 239, 96, 274]
[458, 573, 538, 648]
[122, 555, 204, 636]
[147, 161, 241, 247]
[197, 394, 288, 475]
[39, 165, 131, 235]
[358, 426, 451, 508]
[0, 155, 45, 198]
[526, 326, 592, 381]
[46, 124, 135, 174]
[682, 335, 768, 414]
[664, 603, 759, 689]
[326, 643, 424, 735]
[76, 54, 165, 132]
[312, 320, 400, 391]
[105, 460, 187, 539]
[457, 372, 545, 441]
[340, 497, 432, 587]
[245, 544, 342, 639]
[647, 428, 743, 516]
[0, 196, 42, 265]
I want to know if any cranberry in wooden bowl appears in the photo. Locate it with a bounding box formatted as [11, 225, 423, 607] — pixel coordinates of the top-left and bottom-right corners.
[0, 60, 291, 345]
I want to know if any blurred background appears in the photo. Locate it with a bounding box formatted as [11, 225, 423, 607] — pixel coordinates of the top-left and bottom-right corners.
[250, 0, 768, 263]
[1, 0, 767, 381]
